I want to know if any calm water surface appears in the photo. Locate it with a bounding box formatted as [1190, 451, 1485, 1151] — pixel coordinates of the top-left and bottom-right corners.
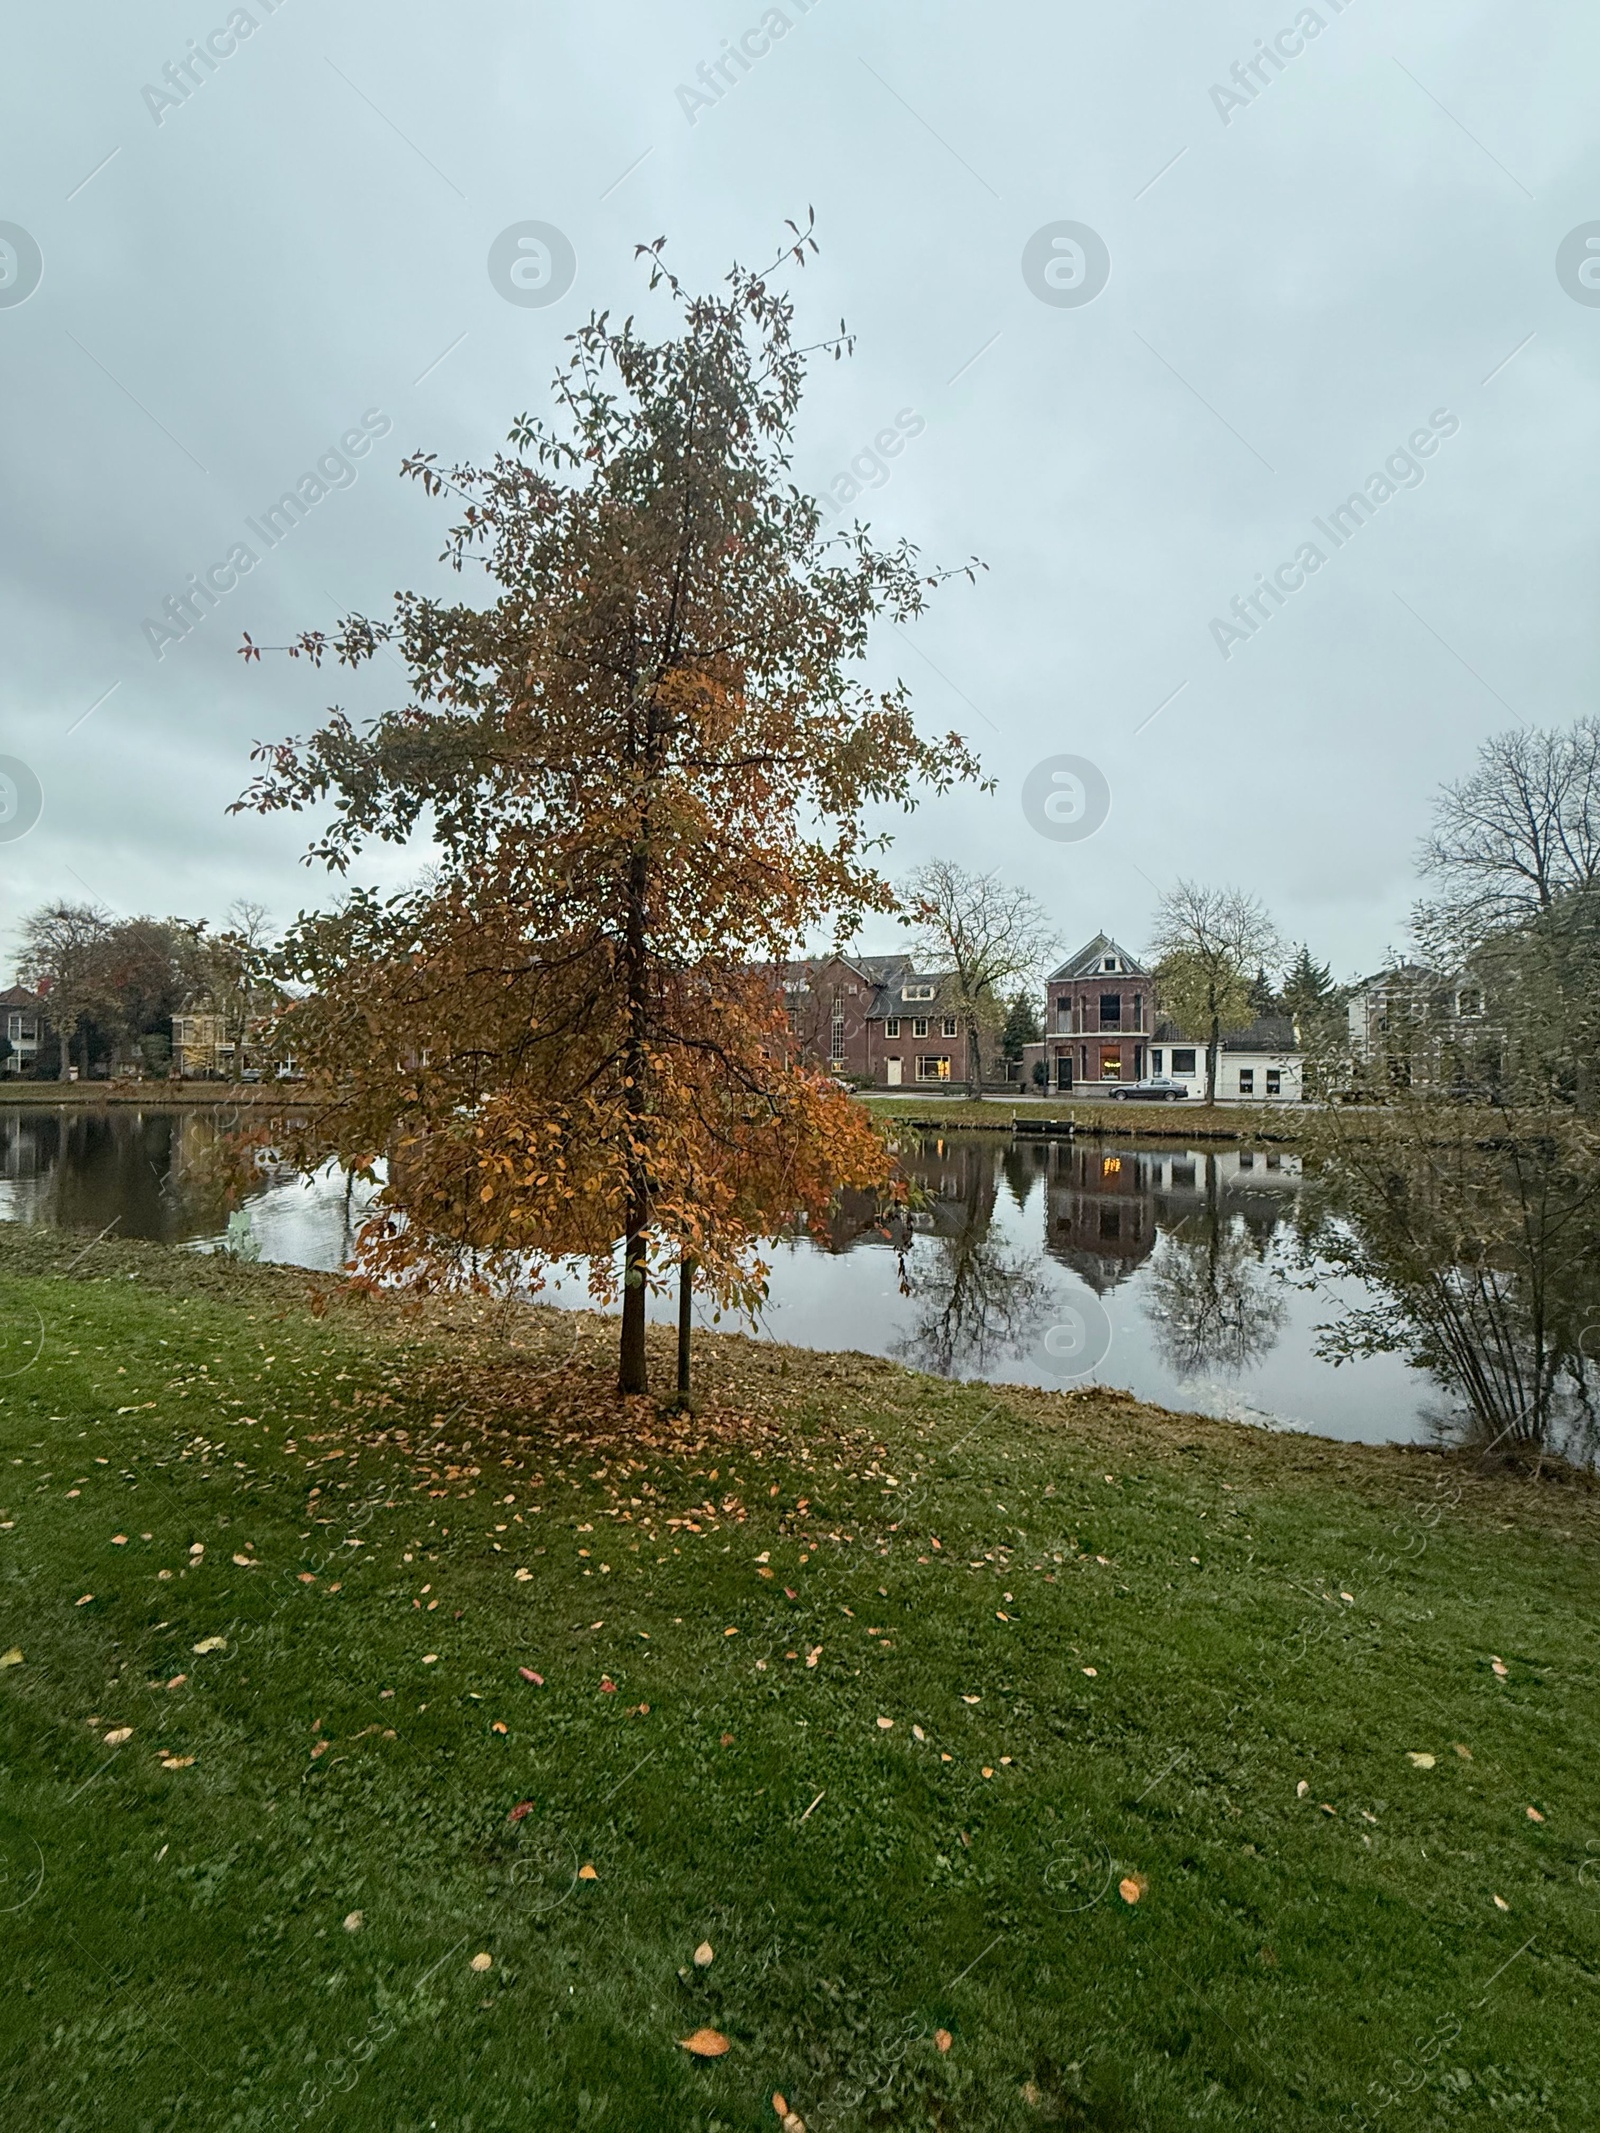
[0, 1107, 1445, 1450]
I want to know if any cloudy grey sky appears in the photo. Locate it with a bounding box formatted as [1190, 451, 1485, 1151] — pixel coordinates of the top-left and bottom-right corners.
[3, 0, 1597, 983]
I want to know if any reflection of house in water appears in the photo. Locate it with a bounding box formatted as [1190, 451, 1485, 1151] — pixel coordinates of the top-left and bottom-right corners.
[1145, 1146, 1303, 1246]
[1039, 1141, 1160, 1292]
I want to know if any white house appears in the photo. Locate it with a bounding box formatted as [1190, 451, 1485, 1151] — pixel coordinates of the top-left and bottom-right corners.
[1147, 1014, 1303, 1102]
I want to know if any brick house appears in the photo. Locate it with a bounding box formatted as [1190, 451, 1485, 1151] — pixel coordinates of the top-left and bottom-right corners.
[1041, 935, 1153, 1093]
[774, 954, 974, 1088]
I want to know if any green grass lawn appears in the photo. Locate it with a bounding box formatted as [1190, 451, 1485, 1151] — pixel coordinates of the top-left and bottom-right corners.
[1, 1225, 1595, 2130]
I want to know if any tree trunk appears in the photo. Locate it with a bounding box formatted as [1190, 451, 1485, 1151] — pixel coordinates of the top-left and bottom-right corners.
[619, 1231, 649, 1396]
[676, 1254, 695, 1398]
[57, 1023, 72, 1082]
[1206, 1013, 1221, 1105]
[967, 1018, 982, 1100]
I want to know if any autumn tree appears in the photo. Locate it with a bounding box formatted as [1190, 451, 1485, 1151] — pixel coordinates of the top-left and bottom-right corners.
[17, 902, 111, 1080]
[237, 226, 982, 1396]
[1150, 881, 1282, 1103]
[903, 863, 1054, 1096]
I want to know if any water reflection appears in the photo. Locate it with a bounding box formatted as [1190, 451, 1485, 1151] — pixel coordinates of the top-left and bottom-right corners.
[0, 1107, 375, 1271]
[0, 1107, 1510, 1452]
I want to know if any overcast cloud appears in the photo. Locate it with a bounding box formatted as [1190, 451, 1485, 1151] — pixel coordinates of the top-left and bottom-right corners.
[2, 0, 1597, 982]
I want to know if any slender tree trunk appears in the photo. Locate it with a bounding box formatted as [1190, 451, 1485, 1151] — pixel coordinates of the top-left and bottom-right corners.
[676, 1254, 695, 1399]
[618, 763, 654, 1396]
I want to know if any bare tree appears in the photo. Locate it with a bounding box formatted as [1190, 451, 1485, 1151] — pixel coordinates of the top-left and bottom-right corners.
[903, 863, 1056, 1095]
[17, 902, 111, 1081]
[1149, 881, 1282, 1104]
[1415, 718, 1600, 956]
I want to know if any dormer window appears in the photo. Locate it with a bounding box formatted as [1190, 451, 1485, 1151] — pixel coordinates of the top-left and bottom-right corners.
[901, 983, 935, 1001]
[1103, 956, 1117, 972]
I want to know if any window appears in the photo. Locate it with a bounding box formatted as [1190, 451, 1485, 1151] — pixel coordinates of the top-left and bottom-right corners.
[1237, 1068, 1255, 1096]
[1099, 1207, 1121, 1239]
[1103, 956, 1116, 971]
[902, 983, 935, 1001]
[1099, 993, 1121, 1028]
[1150, 1049, 1163, 1073]
[1239, 1150, 1255, 1169]
[785, 998, 803, 1035]
[1056, 1005, 1072, 1032]
[829, 1011, 845, 1063]
[1172, 1049, 1197, 1077]
[913, 1017, 929, 1038]
[942, 1015, 958, 1037]
[1171, 1160, 1196, 1188]
[916, 1055, 952, 1081]
[1266, 1068, 1281, 1096]
[1458, 988, 1482, 1017]
[1099, 1048, 1121, 1080]
[885, 1016, 900, 1038]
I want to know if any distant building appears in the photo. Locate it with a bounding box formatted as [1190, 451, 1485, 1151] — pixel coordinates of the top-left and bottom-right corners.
[1148, 1015, 1303, 1101]
[1346, 964, 1492, 1087]
[1042, 935, 1153, 1092]
[0, 986, 45, 1076]
[772, 954, 975, 1088]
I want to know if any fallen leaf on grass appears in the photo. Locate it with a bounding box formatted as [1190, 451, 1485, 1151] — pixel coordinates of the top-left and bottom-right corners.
[1119, 1875, 1147, 1903]
[1320, 1804, 1336, 1817]
[693, 1941, 714, 1967]
[578, 1863, 598, 1881]
[509, 1800, 535, 1822]
[470, 1952, 492, 1972]
[192, 1636, 227, 1655]
[981, 1766, 994, 1779]
[232, 1554, 256, 1568]
[111, 1535, 127, 1546]
[1453, 1743, 1473, 1760]
[422, 1654, 438, 1665]
[514, 1568, 532, 1582]
[0, 1649, 22, 1669]
[877, 1716, 894, 1731]
[491, 1721, 507, 1735]
[1296, 1780, 1309, 1798]
[1493, 1895, 1510, 1911]
[1082, 1666, 1097, 1677]
[600, 1678, 617, 1694]
[1527, 1806, 1545, 1822]
[344, 1911, 363, 1931]
[934, 2028, 952, 2052]
[1491, 1657, 1509, 1678]
[1407, 1752, 1436, 1769]
[298, 1573, 316, 1585]
[805, 1648, 821, 1669]
[518, 1668, 544, 1685]
[784, 1588, 797, 1600]
[160, 1755, 193, 1769]
[75, 1594, 94, 1607]
[720, 1732, 734, 1746]
[679, 2028, 730, 2058]
[961, 1694, 980, 1705]
[912, 1725, 926, 1742]
[104, 1728, 132, 1745]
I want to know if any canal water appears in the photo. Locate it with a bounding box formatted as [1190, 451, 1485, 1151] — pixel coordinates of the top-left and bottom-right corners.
[0, 1106, 1447, 1450]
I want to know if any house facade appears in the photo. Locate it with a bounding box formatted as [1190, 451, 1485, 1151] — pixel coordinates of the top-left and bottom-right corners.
[1346, 964, 1493, 1087]
[774, 954, 975, 1088]
[1148, 1015, 1303, 1101]
[0, 986, 45, 1076]
[1042, 935, 1153, 1092]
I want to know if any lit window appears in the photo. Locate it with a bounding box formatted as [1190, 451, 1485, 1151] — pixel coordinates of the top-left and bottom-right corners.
[916, 1055, 952, 1080]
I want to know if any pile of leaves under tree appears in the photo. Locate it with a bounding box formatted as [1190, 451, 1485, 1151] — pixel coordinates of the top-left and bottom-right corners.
[237, 225, 983, 1397]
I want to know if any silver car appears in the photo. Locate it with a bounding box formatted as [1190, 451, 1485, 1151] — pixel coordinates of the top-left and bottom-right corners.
[1105, 1076, 1191, 1102]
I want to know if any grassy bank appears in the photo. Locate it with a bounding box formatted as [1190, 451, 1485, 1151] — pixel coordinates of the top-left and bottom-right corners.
[1, 1227, 1594, 2130]
[862, 1095, 1306, 1142]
